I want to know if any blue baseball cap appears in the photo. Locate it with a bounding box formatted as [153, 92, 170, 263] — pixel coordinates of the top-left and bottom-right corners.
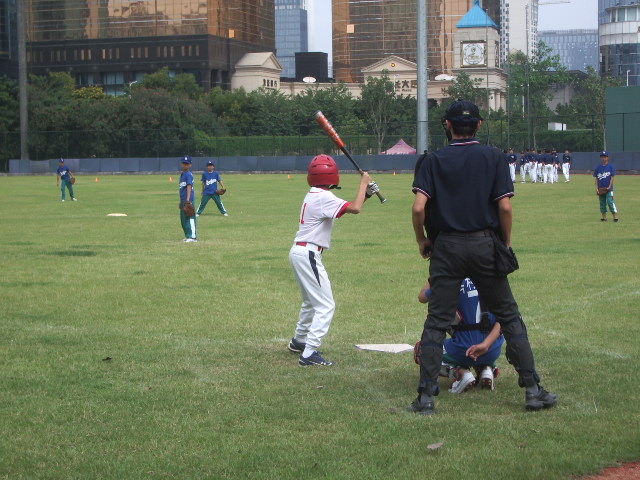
[58, 158, 64, 163]
[181, 155, 192, 164]
[600, 151, 609, 157]
[206, 161, 214, 166]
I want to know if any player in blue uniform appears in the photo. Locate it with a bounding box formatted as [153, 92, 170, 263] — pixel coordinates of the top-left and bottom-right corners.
[542, 149, 554, 184]
[418, 278, 504, 393]
[56, 158, 77, 202]
[179, 155, 197, 242]
[507, 148, 518, 183]
[519, 150, 529, 183]
[562, 149, 572, 182]
[594, 151, 619, 222]
[197, 161, 228, 217]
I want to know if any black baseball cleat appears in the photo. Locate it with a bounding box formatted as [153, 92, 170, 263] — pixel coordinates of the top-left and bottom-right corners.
[525, 385, 558, 410]
[407, 394, 435, 416]
[287, 337, 306, 353]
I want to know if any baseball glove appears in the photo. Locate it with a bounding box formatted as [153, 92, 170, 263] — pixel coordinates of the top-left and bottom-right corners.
[597, 187, 609, 195]
[183, 202, 195, 217]
[69, 177, 76, 185]
[216, 188, 226, 196]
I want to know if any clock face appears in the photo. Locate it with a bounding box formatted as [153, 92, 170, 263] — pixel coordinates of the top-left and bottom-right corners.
[462, 42, 486, 66]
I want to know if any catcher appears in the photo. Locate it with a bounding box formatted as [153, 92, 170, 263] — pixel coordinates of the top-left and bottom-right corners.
[179, 155, 197, 242]
[196, 161, 228, 217]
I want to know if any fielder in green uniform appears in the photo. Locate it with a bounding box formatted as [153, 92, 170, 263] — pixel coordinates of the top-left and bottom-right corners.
[197, 161, 228, 216]
[179, 155, 197, 242]
[56, 158, 77, 202]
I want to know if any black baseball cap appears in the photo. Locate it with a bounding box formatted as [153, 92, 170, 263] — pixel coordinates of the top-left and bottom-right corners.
[443, 99, 483, 126]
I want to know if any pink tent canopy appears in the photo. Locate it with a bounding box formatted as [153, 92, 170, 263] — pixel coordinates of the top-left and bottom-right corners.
[381, 139, 417, 154]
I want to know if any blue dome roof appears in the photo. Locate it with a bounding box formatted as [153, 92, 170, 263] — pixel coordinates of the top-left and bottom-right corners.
[457, 0, 498, 29]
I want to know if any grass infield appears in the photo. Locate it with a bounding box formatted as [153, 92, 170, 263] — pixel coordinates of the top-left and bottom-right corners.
[0, 172, 638, 479]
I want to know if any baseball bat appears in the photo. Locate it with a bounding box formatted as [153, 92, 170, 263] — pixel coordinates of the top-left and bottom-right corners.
[314, 110, 387, 203]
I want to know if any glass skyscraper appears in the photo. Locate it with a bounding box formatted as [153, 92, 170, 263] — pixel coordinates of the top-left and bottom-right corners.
[538, 30, 598, 72]
[275, 0, 308, 79]
[599, 0, 640, 85]
[332, 0, 502, 83]
[24, 0, 275, 93]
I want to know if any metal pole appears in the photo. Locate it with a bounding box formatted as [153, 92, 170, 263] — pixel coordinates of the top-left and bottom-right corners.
[416, 0, 428, 153]
[485, 6, 490, 144]
[17, 0, 29, 160]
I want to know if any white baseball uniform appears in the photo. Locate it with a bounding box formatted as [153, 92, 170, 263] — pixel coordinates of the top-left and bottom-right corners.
[290, 187, 349, 351]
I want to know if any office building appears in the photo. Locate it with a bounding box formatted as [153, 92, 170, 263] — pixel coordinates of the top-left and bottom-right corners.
[332, 0, 501, 84]
[501, 1, 538, 60]
[599, 0, 640, 86]
[25, 0, 275, 94]
[538, 29, 598, 72]
[275, 0, 308, 79]
[0, 0, 17, 78]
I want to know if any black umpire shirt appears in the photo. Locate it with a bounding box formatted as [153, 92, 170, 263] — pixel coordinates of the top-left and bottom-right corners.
[412, 138, 514, 235]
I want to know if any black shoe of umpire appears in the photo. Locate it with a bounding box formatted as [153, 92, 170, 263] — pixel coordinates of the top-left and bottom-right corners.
[525, 385, 558, 410]
[407, 393, 435, 415]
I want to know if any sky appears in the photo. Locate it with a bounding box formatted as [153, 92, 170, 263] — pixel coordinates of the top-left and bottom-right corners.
[537, 0, 598, 31]
[306, 0, 600, 56]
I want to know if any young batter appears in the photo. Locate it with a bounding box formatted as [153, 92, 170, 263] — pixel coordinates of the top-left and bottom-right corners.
[288, 154, 376, 366]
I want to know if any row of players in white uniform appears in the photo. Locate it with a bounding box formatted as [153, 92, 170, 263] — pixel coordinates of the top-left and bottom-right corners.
[505, 148, 572, 184]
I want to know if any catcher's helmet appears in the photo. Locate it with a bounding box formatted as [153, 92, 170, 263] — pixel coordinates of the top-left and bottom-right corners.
[307, 154, 339, 188]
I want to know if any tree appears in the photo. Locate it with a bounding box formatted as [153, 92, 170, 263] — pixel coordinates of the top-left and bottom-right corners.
[0, 76, 19, 133]
[555, 66, 622, 148]
[0, 76, 20, 168]
[358, 71, 398, 152]
[446, 71, 485, 106]
[28, 72, 77, 158]
[248, 88, 297, 136]
[507, 42, 568, 148]
[292, 82, 360, 135]
[203, 87, 254, 136]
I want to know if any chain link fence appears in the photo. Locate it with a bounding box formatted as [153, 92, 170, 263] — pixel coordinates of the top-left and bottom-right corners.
[1, 114, 609, 172]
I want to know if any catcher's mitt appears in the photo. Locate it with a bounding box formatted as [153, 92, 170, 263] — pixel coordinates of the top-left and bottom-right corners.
[216, 188, 226, 196]
[69, 177, 76, 185]
[597, 187, 609, 195]
[183, 202, 195, 217]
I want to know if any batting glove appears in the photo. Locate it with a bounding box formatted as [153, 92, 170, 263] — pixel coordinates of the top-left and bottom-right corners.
[366, 181, 379, 198]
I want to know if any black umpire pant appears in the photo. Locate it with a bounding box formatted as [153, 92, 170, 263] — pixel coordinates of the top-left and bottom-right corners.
[418, 230, 540, 395]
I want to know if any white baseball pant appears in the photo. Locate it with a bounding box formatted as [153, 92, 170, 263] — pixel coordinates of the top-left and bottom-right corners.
[290, 243, 335, 350]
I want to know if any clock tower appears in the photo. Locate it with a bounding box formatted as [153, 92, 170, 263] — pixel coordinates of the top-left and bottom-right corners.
[452, 0, 507, 111]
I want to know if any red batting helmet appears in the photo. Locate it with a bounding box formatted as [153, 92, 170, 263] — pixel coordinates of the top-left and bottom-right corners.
[307, 154, 339, 188]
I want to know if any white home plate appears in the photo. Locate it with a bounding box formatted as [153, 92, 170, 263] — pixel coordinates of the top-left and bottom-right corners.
[107, 213, 128, 216]
[355, 344, 414, 354]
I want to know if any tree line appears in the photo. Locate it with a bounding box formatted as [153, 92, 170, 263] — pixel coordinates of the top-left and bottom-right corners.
[0, 42, 620, 168]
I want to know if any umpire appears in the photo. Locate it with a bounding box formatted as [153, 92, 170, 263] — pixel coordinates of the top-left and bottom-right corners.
[409, 100, 557, 415]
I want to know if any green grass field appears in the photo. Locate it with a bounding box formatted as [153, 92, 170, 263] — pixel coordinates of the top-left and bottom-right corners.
[1, 171, 638, 479]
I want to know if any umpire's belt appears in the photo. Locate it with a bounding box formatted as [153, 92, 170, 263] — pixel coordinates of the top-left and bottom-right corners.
[296, 242, 323, 252]
[443, 229, 492, 237]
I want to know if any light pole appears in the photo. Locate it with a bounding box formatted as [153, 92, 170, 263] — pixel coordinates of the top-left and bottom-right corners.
[485, 6, 490, 144]
[17, 0, 28, 160]
[627, 70, 631, 87]
[416, 0, 428, 153]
